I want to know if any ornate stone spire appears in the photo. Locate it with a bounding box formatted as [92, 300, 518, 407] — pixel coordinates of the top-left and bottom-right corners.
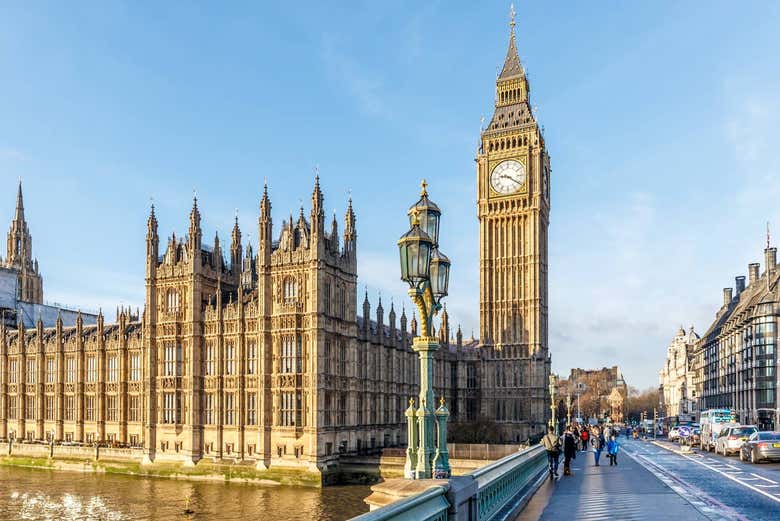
[147, 202, 158, 236]
[6, 179, 43, 303]
[258, 180, 272, 258]
[14, 179, 24, 222]
[498, 3, 523, 80]
[362, 288, 370, 322]
[231, 210, 242, 273]
[189, 192, 202, 254]
[344, 195, 356, 249]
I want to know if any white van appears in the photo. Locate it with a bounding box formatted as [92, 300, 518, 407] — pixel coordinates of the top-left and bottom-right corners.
[699, 409, 737, 451]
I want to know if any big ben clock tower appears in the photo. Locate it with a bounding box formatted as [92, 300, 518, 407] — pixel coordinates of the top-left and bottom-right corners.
[476, 7, 551, 441]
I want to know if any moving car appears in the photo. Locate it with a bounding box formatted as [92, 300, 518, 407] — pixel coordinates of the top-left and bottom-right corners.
[715, 425, 758, 456]
[668, 426, 681, 441]
[739, 431, 780, 463]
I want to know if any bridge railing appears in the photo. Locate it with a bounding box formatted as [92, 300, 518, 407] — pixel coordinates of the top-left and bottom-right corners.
[468, 444, 546, 520]
[350, 444, 546, 521]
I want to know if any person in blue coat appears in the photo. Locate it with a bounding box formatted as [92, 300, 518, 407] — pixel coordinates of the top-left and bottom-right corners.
[607, 435, 620, 466]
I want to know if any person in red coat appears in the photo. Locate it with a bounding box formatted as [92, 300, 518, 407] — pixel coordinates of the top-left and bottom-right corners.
[580, 426, 590, 452]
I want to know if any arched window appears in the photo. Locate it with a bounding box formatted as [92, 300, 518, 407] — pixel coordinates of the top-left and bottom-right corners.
[166, 289, 180, 313]
[283, 278, 297, 303]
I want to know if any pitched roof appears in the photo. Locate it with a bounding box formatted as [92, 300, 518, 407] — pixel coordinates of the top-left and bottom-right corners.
[498, 29, 523, 80]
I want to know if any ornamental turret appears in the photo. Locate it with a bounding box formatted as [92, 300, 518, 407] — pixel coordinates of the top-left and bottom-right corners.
[5, 180, 43, 303]
[258, 181, 272, 263]
[189, 195, 202, 263]
[231, 213, 242, 274]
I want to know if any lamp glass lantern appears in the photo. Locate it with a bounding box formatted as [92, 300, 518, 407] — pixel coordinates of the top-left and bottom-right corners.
[408, 191, 441, 246]
[398, 219, 433, 287]
[429, 248, 450, 298]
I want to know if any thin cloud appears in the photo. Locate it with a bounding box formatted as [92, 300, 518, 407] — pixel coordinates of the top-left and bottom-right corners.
[321, 36, 393, 121]
[0, 146, 25, 161]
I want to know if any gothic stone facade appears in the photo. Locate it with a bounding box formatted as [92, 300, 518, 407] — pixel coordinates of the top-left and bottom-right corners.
[0, 16, 554, 474]
[0, 180, 484, 475]
[475, 17, 552, 440]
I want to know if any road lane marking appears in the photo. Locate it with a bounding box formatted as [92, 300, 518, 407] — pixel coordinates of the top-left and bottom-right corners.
[751, 474, 778, 484]
[624, 449, 750, 521]
[648, 439, 780, 506]
[680, 453, 780, 505]
[755, 484, 778, 488]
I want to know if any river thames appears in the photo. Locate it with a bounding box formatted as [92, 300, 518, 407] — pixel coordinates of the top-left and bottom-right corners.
[0, 467, 370, 520]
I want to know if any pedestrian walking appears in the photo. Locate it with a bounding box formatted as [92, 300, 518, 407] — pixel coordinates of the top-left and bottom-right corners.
[580, 426, 589, 452]
[592, 427, 605, 466]
[607, 435, 620, 466]
[542, 426, 561, 478]
[562, 426, 577, 476]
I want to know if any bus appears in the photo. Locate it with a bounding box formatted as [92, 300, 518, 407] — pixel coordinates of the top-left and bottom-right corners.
[699, 409, 737, 451]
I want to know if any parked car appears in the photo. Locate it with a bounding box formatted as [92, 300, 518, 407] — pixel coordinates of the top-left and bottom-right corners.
[668, 426, 681, 441]
[690, 428, 701, 445]
[739, 431, 780, 463]
[715, 425, 758, 456]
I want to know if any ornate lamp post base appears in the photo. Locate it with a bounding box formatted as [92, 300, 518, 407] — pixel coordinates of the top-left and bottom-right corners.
[413, 336, 438, 480]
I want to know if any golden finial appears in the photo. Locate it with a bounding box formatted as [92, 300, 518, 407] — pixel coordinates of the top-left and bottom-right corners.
[439, 396, 445, 407]
[409, 397, 414, 406]
[420, 179, 428, 197]
[411, 208, 421, 227]
[510, 3, 516, 29]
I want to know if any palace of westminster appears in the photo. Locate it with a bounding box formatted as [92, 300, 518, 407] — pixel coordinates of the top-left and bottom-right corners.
[0, 16, 551, 476]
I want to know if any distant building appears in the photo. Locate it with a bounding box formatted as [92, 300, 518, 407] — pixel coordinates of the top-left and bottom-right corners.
[556, 366, 628, 422]
[693, 246, 779, 430]
[659, 326, 699, 424]
[0, 182, 97, 329]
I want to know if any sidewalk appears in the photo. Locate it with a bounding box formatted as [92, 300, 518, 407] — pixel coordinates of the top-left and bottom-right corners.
[515, 443, 708, 521]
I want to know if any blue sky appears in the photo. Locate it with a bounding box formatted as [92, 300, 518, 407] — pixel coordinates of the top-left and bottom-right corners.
[2, 1, 779, 389]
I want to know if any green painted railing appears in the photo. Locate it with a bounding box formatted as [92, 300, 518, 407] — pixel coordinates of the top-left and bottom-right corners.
[349, 444, 546, 521]
[350, 485, 450, 521]
[469, 444, 546, 520]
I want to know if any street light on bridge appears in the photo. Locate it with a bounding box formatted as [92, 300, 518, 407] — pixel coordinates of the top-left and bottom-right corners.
[398, 180, 451, 480]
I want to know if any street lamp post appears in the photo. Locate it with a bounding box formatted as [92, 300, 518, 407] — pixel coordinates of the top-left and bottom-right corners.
[398, 180, 451, 480]
[566, 393, 572, 427]
[549, 375, 557, 430]
[577, 393, 581, 421]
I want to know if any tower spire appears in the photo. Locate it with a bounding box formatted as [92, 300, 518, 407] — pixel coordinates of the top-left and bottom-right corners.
[499, 3, 523, 80]
[15, 178, 24, 222]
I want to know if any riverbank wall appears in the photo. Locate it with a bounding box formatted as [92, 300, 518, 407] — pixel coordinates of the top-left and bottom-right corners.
[0, 442, 524, 488]
[0, 442, 321, 487]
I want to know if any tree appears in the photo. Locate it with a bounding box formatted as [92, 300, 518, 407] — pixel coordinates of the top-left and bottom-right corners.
[625, 386, 660, 422]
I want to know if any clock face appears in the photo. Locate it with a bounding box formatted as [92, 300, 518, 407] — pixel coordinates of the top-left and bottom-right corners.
[490, 160, 526, 194]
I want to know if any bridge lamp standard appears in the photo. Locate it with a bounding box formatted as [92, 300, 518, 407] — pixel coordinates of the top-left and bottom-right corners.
[398, 180, 451, 480]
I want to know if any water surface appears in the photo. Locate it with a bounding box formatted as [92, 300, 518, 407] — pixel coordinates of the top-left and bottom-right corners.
[0, 466, 370, 520]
